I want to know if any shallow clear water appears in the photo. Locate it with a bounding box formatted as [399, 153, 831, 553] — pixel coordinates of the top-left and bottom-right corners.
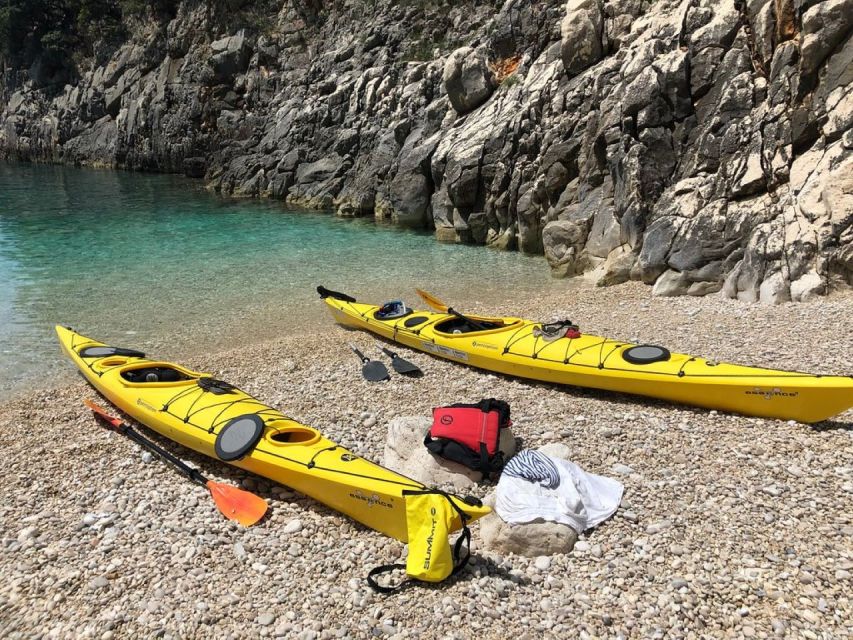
[0, 163, 560, 398]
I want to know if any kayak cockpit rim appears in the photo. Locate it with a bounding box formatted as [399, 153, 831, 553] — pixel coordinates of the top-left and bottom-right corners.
[432, 316, 526, 338]
[265, 420, 322, 446]
[113, 361, 205, 387]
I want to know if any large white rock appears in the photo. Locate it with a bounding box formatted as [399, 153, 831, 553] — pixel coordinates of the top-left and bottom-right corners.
[790, 270, 825, 302]
[479, 490, 579, 556]
[382, 416, 517, 489]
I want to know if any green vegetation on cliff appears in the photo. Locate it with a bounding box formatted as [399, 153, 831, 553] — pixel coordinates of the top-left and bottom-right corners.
[0, 1, 179, 81]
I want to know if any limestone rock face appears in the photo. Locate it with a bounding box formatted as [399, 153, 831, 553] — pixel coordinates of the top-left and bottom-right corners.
[209, 32, 251, 81]
[442, 47, 496, 114]
[382, 416, 517, 490]
[1, 0, 850, 301]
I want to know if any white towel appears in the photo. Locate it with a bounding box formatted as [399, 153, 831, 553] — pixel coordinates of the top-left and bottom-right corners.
[496, 450, 624, 532]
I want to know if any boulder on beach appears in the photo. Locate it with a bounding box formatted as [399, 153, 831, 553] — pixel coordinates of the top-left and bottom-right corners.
[382, 415, 517, 489]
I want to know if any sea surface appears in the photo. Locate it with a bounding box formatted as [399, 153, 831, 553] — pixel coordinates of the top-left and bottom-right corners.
[0, 163, 562, 398]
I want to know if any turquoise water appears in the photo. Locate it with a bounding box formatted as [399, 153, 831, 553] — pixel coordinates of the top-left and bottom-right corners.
[0, 163, 558, 397]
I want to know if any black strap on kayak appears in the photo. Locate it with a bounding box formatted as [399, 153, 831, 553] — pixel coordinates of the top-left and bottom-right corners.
[197, 377, 236, 395]
[316, 285, 356, 303]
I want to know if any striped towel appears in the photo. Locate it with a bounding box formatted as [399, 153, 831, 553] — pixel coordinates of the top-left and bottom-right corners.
[503, 449, 561, 489]
[496, 449, 624, 532]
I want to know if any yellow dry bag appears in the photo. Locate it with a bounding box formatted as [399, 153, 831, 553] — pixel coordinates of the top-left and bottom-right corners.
[367, 489, 474, 593]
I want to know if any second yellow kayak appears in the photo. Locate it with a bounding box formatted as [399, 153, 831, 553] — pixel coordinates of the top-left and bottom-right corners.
[318, 287, 853, 423]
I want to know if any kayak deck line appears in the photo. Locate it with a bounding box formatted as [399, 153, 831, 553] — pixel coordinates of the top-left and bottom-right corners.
[318, 290, 853, 423]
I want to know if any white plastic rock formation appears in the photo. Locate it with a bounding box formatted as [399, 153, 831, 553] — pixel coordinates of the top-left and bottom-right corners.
[382, 416, 516, 490]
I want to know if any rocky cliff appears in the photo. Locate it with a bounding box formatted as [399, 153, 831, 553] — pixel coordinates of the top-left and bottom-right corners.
[2, 0, 851, 302]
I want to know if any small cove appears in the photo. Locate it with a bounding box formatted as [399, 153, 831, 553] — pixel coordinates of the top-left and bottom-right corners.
[0, 163, 563, 398]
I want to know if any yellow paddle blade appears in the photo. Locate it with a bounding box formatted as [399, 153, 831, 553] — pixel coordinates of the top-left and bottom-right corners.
[206, 480, 268, 526]
[415, 288, 449, 313]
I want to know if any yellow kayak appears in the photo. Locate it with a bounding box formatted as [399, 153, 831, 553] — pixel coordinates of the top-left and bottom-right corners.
[56, 325, 489, 541]
[318, 288, 853, 424]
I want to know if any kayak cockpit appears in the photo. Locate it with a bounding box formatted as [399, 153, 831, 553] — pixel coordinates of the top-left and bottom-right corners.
[121, 365, 192, 383]
[265, 420, 322, 446]
[116, 362, 203, 387]
[433, 316, 523, 336]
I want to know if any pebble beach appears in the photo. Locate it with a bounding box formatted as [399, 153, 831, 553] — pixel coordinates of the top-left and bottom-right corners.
[1, 282, 851, 639]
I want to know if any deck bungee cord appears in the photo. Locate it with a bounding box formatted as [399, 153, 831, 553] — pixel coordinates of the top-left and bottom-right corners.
[149, 371, 427, 490]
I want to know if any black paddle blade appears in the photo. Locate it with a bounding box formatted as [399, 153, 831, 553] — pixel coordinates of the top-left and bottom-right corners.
[379, 346, 423, 377]
[351, 344, 390, 381]
[363, 360, 390, 382]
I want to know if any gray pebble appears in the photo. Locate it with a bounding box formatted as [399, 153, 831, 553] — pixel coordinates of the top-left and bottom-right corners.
[88, 576, 109, 590]
[283, 519, 303, 534]
[257, 612, 275, 626]
[17, 526, 38, 542]
[646, 520, 671, 534]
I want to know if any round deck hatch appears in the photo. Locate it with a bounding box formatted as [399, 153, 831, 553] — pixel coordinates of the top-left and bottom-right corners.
[622, 345, 671, 365]
[215, 415, 265, 461]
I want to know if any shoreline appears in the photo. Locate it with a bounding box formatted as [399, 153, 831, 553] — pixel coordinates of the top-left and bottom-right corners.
[2, 282, 851, 638]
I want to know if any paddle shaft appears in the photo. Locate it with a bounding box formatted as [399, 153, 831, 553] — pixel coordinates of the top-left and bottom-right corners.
[447, 307, 489, 332]
[91, 409, 207, 486]
[124, 426, 207, 486]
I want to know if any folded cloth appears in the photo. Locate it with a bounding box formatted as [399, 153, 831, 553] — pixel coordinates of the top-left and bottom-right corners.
[496, 449, 624, 533]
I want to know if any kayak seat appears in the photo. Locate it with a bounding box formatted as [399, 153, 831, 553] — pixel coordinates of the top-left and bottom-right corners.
[434, 317, 504, 334]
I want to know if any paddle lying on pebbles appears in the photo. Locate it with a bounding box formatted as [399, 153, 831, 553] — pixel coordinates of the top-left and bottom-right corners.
[376, 344, 423, 377]
[415, 288, 489, 331]
[350, 344, 390, 381]
[84, 399, 268, 526]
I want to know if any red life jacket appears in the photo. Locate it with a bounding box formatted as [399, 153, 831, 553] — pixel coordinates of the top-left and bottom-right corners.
[424, 399, 511, 478]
